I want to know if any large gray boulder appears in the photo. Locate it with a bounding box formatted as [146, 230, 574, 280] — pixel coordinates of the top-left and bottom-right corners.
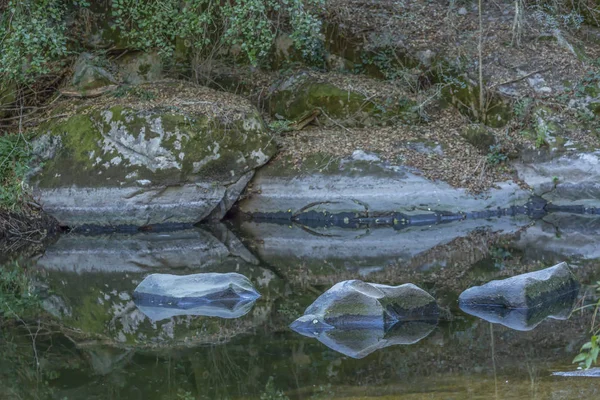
[133, 272, 261, 321]
[290, 280, 439, 358]
[30, 81, 276, 226]
[290, 280, 438, 332]
[458, 262, 579, 310]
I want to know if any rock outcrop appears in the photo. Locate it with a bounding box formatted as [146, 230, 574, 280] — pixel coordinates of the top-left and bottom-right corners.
[30, 81, 276, 227]
[267, 72, 419, 127]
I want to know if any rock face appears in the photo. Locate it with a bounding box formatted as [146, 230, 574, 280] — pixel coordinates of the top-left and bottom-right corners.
[133, 272, 261, 321]
[30, 81, 276, 226]
[237, 152, 532, 220]
[267, 72, 418, 127]
[516, 151, 600, 211]
[459, 286, 578, 331]
[291, 281, 438, 332]
[458, 262, 579, 310]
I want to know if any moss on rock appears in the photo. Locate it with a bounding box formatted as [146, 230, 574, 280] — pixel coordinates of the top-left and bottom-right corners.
[268, 73, 419, 127]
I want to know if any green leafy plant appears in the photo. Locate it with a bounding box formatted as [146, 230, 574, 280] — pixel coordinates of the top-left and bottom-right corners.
[111, 0, 324, 66]
[573, 282, 600, 369]
[0, 261, 40, 318]
[260, 376, 289, 400]
[0, 133, 33, 210]
[269, 120, 293, 134]
[486, 144, 507, 165]
[0, 0, 69, 84]
[573, 336, 600, 369]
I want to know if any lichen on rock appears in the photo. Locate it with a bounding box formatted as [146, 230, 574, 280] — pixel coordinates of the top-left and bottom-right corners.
[29, 81, 277, 227]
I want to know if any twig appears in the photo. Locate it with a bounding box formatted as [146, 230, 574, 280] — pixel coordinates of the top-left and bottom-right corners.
[490, 68, 551, 89]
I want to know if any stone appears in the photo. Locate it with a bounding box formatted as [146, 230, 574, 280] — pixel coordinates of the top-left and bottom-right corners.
[30, 81, 276, 227]
[515, 151, 600, 209]
[290, 281, 439, 335]
[459, 286, 578, 331]
[458, 262, 579, 310]
[458, 7, 468, 15]
[115, 51, 163, 84]
[236, 153, 531, 219]
[133, 272, 261, 321]
[71, 53, 117, 92]
[267, 72, 419, 127]
[292, 318, 438, 359]
[460, 124, 496, 153]
[553, 368, 600, 378]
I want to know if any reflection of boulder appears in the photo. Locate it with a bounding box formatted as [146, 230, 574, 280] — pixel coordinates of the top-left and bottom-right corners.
[133, 273, 261, 321]
[291, 281, 438, 332]
[36, 226, 241, 272]
[37, 257, 282, 347]
[459, 288, 578, 331]
[296, 319, 438, 359]
[459, 262, 579, 310]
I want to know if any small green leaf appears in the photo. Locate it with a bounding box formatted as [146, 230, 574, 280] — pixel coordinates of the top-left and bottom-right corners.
[573, 353, 587, 363]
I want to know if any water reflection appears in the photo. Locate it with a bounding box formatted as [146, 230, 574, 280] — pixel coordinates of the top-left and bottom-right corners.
[459, 290, 578, 331]
[291, 318, 439, 359]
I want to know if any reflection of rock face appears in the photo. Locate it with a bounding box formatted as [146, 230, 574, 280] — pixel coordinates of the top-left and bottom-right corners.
[239, 218, 526, 272]
[512, 214, 600, 260]
[133, 273, 261, 321]
[459, 289, 578, 331]
[459, 262, 579, 310]
[300, 319, 438, 359]
[36, 227, 240, 272]
[291, 281, 438, 332]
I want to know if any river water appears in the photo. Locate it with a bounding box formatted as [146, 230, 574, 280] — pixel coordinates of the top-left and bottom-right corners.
[1, 214, 599, 399]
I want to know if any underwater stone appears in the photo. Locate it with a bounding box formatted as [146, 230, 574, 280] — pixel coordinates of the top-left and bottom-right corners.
[133, 272, 261, 321]
[290, 280, 438, 358]
[458, 262, 579, 310]
[291, 280, 438, 333]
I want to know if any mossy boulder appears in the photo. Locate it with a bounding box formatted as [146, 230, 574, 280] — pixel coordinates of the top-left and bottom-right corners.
[267, 72, 419, 127]
[441, 81, 513, 128]
[458, 262, 579, 310]
[290, 280, 439, 334]
[115, 51, 163, 84]
[30, 81, 276, 227]
[71, 53, 117, 91]
[460, 124, 496, 153]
